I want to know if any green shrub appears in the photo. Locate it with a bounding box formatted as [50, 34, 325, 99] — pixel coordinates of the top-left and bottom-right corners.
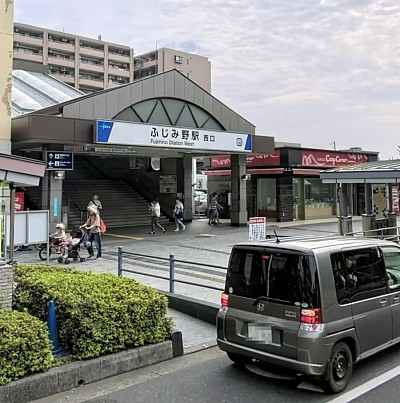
[13, 264, 173, 360]
[0, 309, 53, 385]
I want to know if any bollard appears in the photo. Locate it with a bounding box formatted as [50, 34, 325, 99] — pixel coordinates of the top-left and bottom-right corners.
[117, 246, 123, 277]
[169, 254, 175, 293]
[47, 300, 65, 357]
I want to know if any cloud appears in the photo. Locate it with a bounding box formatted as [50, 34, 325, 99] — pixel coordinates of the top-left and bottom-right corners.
[14, 0, 400, 158]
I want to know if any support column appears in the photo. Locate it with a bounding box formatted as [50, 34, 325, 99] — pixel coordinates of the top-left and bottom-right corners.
[183, 155, 193, 221]
[231, 154, 247, 227]
[0, 0, 13, 309]
[0, 0, 13, 154]
[365, 183, 373, 215]
[49, 172, 63, 233]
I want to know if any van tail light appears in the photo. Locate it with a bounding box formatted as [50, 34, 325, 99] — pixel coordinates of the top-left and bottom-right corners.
[300, 308, 323, 332]
[221, 292, 229, 307]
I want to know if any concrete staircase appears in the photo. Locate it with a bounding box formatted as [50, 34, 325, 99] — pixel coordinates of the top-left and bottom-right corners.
[63, 179, 169, 230]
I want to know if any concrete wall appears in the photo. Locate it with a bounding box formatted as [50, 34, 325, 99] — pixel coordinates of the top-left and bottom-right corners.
[0, 264, 13, 309]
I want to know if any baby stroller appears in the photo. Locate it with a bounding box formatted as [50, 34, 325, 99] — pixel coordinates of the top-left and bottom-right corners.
[57, 229, 87, 264]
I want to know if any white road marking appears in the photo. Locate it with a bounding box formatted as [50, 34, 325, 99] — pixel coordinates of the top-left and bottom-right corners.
[328, 365, 400, 403]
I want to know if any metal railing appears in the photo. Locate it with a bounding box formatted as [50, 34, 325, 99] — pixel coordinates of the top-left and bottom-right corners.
[116, 246, 225, 294]
[345, 225, 400, 243]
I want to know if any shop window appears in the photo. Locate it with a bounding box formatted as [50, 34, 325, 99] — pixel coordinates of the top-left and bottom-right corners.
[257, 178, 277, 219]
[304, 178, 334, 219]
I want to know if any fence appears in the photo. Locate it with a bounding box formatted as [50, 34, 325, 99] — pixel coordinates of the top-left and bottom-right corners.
[346, 225, 400, 243]
[116, 246, 226, 294]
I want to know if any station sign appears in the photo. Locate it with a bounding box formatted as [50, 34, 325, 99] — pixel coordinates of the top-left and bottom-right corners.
[46, 151, 74, 170]
[95, 120, 252, 153]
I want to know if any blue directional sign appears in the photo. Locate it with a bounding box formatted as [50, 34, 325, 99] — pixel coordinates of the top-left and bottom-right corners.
[46, 151, 74, 171]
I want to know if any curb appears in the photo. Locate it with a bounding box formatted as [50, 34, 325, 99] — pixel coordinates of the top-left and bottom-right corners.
[0, 337, 181, 403]
[163, 292, 219, 325]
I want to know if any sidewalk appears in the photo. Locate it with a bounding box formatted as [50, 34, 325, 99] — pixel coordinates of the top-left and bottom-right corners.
[11, 216, 365, 353]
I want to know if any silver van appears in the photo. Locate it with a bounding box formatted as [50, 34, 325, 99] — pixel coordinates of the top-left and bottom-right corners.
[217, 236, 400, 393]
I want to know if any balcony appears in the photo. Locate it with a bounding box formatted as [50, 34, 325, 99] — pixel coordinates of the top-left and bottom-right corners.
[13, 48, 43, 63]
[49, 72, 75, 85]
[79, 77, 104, 89]
[49, 40, 75, 52]
[134, 59, 157, 70]
[14, 33, 43, 46]
[108, 65, 130, 77]
[79, 46, 104, 58]
[79, 61, 104, 73]
[48, 55, 75, 68]
[108, 52, 130, 63]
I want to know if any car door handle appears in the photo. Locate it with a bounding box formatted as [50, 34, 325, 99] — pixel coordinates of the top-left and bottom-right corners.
[394, 296, 400, 303]
[380, 299, 387, 307]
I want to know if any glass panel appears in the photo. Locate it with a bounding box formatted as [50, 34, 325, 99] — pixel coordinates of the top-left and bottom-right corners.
[114, 107, 141, 122]
[188, 104, 211, 128]
[147, 100, 171, 125]
[132, 99, 157, 123]
[202, 118, 224, 130]
[257, 178, 276, 219]
[304, 178, 334, 219]
[176, 104, 197, 128]
[226, 248, 320, 308]
[161, 99, 185, 125]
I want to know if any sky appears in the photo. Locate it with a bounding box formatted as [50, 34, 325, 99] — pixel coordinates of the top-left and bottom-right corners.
[14, 0, 400, 159]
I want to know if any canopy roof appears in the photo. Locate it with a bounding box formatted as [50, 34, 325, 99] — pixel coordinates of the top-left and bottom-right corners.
[320, 159, 400, 183]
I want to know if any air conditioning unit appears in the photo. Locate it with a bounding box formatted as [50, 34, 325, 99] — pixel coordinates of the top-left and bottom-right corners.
[62, 38, 67, 42]
[15, 43, 19, 47]
[49, 49, 53, 53]
[61, 67, 66, 72]
[15, 28, 19, 32]
[49, 65, 53, 69]
[117, 76, 122, 81]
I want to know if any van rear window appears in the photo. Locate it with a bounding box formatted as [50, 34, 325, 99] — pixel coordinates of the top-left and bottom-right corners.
[226, 248, 320, 308]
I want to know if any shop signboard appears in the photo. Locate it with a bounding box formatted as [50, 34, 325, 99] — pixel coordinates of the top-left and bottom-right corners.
[211, 151, 280, 168]
[160, 175, 177, 194]
[95, 120, 252, 153]
[249, 217, 267, 241]
[392, 184, 399, 213]
[15, 192, 24, 211]
[301, 150, 368, 167]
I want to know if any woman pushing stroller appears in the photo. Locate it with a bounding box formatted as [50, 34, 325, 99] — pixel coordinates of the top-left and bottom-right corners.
[80, 205, 102, 259]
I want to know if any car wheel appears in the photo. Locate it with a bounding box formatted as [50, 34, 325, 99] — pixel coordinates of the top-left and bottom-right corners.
[227, 352, 252, 366]
[323, 342, 353, 394]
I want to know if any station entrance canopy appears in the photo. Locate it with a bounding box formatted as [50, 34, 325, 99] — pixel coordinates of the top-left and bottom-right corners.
[12, 69, 274, 157]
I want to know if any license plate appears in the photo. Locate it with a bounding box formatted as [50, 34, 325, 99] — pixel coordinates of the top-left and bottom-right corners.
[247, 324, 272, 343]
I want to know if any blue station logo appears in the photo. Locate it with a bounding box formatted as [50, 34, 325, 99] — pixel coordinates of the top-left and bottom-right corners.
[97, 120, 114, 143]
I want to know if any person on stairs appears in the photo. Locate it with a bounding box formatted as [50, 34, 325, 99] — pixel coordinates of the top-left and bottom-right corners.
[149, 199, 166, 234]
[87, 194, 103, 215]
[173, 198, 186, 232]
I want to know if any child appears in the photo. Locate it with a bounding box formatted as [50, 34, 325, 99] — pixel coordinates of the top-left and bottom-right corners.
[50, 223, 66, 253]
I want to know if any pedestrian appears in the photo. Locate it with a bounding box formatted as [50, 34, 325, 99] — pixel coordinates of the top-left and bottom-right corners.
[49, 223, 66, 254]
[149, 199, 166, 234]
[173, 198, 186, 232]
[208, 192, 222, 225]
[80, 205, 102, 259]
[87, 194, 103, 215]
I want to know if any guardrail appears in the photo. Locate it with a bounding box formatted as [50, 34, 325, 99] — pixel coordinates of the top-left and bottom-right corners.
[345, 225, 400, 243]
[116, 246, 225, 294]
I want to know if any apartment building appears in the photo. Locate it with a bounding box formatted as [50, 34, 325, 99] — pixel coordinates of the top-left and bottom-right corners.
[134, 48, 211, 92]
[13, 22, 212, 93]
[13, 22, 133, 93]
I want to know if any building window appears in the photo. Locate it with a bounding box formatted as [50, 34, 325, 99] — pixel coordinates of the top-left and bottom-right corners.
[257, 178, 277, 219]
[304, 178, 334, 219]
[174, 55, 183, 64]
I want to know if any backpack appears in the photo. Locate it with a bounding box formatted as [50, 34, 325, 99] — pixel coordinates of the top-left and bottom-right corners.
[99, 218, 106, 233]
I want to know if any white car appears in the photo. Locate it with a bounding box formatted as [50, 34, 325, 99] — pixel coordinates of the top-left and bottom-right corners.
[194, 191, 208, 215]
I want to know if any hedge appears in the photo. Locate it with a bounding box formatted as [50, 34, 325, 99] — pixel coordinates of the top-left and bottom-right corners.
[0, 309, 53, 385]
[13, 264, 173, 360]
